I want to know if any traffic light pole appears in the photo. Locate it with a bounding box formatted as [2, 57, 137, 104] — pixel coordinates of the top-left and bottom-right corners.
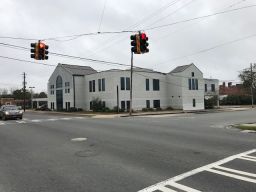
[129, 51, 133, 116]
[23, 72, 26, 112]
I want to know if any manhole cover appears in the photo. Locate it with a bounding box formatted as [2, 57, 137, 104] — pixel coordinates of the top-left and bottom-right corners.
[75, 149, 98, 157]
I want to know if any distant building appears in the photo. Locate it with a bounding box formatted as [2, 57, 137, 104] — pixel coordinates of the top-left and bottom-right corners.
[0, 98, 15, 106]
[219, 82, 248, 97]
[47, 63, 218, 111]
[204, 78, 219, 107]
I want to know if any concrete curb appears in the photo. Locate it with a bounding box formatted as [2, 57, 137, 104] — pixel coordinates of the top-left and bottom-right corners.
[25, 107, 252, 119]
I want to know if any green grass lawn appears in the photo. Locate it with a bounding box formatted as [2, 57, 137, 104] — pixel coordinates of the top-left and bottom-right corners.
[234, 124, 256, 131]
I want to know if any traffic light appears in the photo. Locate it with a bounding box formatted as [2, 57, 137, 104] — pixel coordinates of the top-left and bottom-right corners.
[30, 41, 49, 60]
[140, 33, 149, 54]
[38, 42, 49, 60]
[130, 34, 140, 54]
[44, 44, 49, 60]
[30, 43, 39, 59]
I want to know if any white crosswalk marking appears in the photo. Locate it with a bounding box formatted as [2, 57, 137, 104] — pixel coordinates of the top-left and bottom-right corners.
[74, 117, 84, 119]
[16, 121, 26, 124]
[238, 156, 256, 162]
[138, 149, 256, 192]
[206, 168, 256, 183]
[31, 119, 42, 122]
[214, 165, 256, 178]
[46, 118, 58, 121]
[244, 155, 256, 160]
[60, 117, 72, 120]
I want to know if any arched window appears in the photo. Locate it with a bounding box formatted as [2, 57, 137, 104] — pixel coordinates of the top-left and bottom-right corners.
[56, 75, 63, 88]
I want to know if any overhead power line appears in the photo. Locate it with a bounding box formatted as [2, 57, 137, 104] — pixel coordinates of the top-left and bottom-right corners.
[143, 4, 256, 31]
[0, 55, 55, 66]
[0, 42, 130, 67]
[159, 33, 256, 64]
[97, 0, 108, 32]
[0, 4, 254, 42]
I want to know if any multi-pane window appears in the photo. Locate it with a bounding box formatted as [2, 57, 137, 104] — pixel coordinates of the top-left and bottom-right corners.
[121, 101, 125, 110]
[98, 78, 106, 92]
[126, 101, 130, 110]
[50, 84, 54, 95]
[193, 99, 196, 107]
[89, 80, 96, 92]
[120, 77, 130, 90]
[205, 84, 207, 92]
[211, 84, 215, 92]
[188, 78, 198, 90]
[65, 82, 70, 87]
[153, 100, 160, 108]
[98, 79, 102, 92]
[65, 89, 70, 94]
[126, 77, 130, 90]
[65, 102, 70, 110]
[56, 76, 62, 88]
[146, 100, 150, 108]
[146, 79, 149, 91]
[92, 80, 95, 92]
[153, 79, 160, 91]
[89, 81, 92, 92]
[102, 78, 105, 91]
[50, 102, 55, 110]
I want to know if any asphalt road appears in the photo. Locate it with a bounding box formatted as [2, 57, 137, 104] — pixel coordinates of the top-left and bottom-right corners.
[0, 110, 255, 192]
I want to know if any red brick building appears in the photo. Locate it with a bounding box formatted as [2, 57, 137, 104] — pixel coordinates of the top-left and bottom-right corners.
[219, 82, 249, 96]
[0, 98, 15, 105]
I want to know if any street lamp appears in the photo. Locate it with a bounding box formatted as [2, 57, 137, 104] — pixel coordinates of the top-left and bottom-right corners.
[29, 86, 35, 109]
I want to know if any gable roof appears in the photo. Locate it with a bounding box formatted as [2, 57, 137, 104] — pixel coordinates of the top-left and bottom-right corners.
[169, 64, 192, 73]
[169, 63, 203, 74]
[59, 63, 97, 75]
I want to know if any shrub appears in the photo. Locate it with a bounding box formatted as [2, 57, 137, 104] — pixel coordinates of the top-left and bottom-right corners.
[205, 96, 218, 109]
[91, 98, 107, 112]
[166, 106, 174, 110]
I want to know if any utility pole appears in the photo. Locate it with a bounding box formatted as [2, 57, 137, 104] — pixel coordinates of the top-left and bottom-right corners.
[250, 63, 254, 108]
[116, 85, 119, 114]
[29, 86, 35, 109]
[129, 51, 134, 116]
[23, 72, 26, 112]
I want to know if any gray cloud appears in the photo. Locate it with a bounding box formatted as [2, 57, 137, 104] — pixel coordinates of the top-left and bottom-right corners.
[0, 0, 256, 92]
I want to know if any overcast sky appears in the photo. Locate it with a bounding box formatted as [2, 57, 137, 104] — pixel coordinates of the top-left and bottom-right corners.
[0, 0, 256, 93]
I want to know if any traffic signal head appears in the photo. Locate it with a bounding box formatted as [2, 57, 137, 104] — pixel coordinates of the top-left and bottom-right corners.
[140, 33, 149, 54]
[30, 43, 39, 59]
[38, 42, 49, 60]
[130, 34, 140, 54]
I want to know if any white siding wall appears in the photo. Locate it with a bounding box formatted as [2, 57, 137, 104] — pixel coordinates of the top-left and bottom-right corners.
[204, 79, 219, 97]
[166, 74, 183, 109]
[47, 66, 74, 109]
[74, 76, 85, 109]
[131, 72, 168, 110]
[179, 65, 204, 110]
[47, 64, 214, 111]
[85, 70, 168, 111]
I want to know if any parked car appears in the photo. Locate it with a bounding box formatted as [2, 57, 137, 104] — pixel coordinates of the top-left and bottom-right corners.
[35, 104, 51, 111]
[0, 105, 23, 120]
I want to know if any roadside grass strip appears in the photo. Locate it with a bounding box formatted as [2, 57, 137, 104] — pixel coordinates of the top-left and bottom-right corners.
[233, 123, 256, 131]
[138, 149, 256, 192]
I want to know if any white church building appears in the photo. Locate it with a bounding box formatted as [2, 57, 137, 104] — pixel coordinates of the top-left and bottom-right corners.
[47, 63, 218, 111]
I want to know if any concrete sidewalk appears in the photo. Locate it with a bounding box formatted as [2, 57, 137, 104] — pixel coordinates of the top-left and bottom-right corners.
[25, 106, 254, 119]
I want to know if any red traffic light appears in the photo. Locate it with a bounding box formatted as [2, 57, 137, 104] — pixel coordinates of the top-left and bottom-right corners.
[140, 33, 147, 40]
[39, 43, 45, 49]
